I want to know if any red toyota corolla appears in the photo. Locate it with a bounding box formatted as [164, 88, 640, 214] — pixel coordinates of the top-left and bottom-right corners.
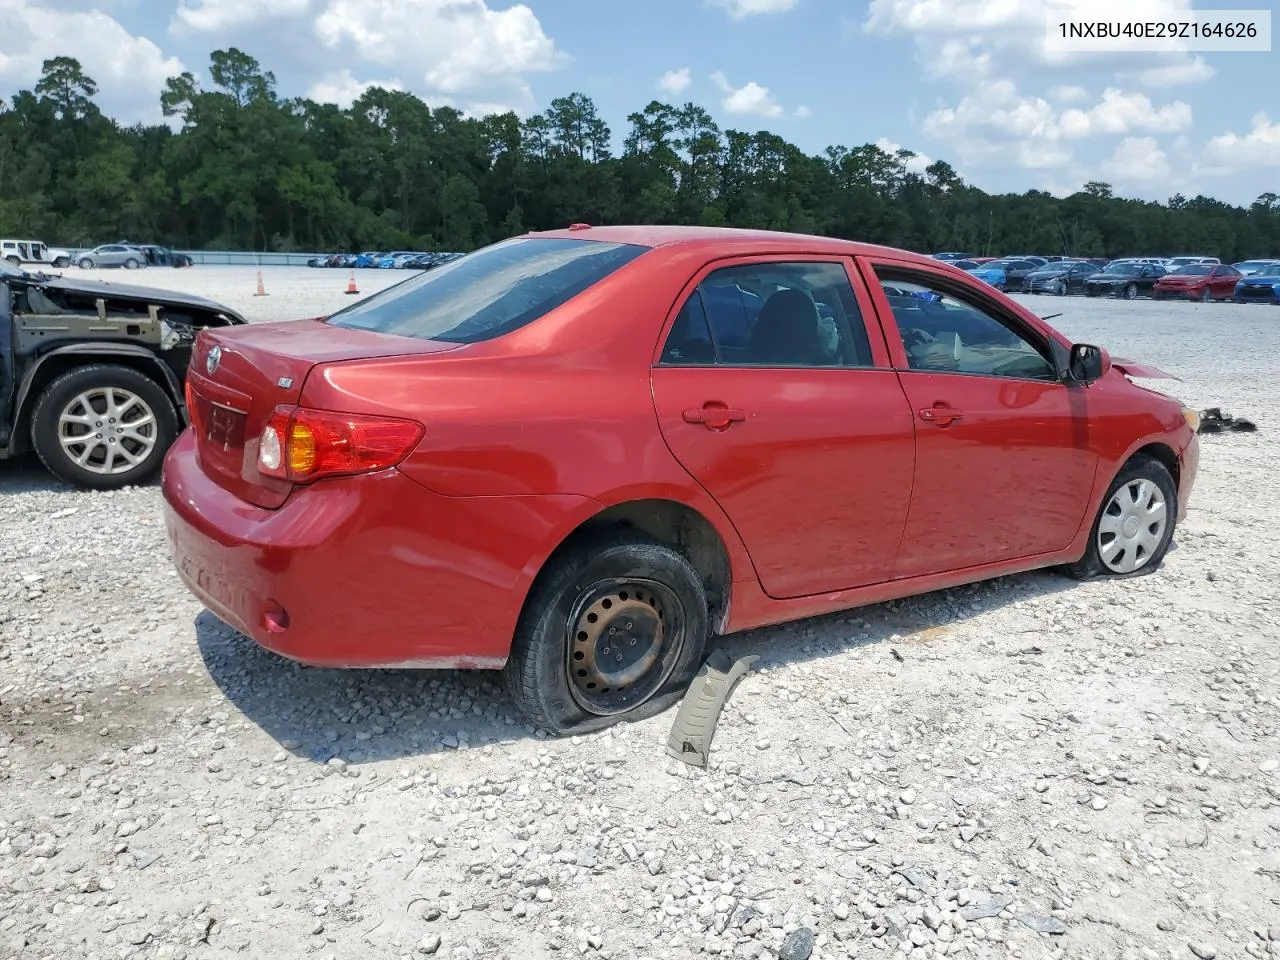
[1152, 263, 1244, 301]
[163, 226, 1200, 734]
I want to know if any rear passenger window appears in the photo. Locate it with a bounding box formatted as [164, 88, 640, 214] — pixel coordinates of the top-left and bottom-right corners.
[659, 261, 874, 367]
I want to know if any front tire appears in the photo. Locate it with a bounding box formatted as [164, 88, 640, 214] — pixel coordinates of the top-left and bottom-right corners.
[1200, 287, 1212, 302]
[1062, 455, 1177, 581]
[503, 532, 710, 735]
[1123, 283, 1138, 300]
[53, 257, 69, 268]
[79, 258, 93, 269]
[31, 364, 178, 490]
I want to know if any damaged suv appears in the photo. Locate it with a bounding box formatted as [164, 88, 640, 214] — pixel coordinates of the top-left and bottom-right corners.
[1, 259, 246, 490]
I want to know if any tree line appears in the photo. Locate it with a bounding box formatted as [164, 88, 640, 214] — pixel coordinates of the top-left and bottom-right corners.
[2, 49, 1278, 260]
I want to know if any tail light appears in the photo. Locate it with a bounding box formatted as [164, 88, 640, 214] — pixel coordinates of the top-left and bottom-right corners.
[184, 380, 200, 433]
[257, 405, 424, 484]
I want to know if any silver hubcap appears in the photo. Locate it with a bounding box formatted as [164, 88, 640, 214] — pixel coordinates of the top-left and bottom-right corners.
[57, 387, 158, 475]
[1097, 478, 1168, 574]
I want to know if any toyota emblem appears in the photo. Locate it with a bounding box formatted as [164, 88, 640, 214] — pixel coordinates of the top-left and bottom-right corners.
[206, 345, 221, 374]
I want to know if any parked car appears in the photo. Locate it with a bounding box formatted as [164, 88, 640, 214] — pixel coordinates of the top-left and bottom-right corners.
[1232, 268, 1280, 304]
[77, 244, 147, 269]
[930, 252, 972, 261]
[974, 258, 1039, 291]
[1152, 263, 1243, 301]
[0, 257, 246, 489]
[1233, 259, 1280, 277]
[131, 244, 194, 268]
[162, 225, 1200, 735]
[1164, 256, 1219, 269]
[353, 251, 384, 268]
[1022, 260, 1096, 295]
[1084, 262, 1167, 299]
[2, 239, 73, 269]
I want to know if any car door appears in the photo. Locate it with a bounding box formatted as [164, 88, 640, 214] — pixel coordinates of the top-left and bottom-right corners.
[1211, 266, 1240, 297]
[649, 256, 916, 599]
[1068, 262, 1094, 292]
[857, 256, 1098, 579]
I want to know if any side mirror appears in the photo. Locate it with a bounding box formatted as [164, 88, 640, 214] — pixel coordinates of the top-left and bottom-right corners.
[1068, 343, 1110, 383]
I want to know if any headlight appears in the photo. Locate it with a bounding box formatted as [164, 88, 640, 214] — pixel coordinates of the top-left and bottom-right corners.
[1182, 408, 1200, 432]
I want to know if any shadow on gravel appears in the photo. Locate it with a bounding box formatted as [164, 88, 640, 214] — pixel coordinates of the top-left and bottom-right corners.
[0, 453, 163, 494]
[196, 565, 1084, 767]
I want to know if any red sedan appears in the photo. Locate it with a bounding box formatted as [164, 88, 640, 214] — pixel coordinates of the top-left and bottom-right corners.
[1153, 263, 1244, 301]
[163, 226, 1200, 734]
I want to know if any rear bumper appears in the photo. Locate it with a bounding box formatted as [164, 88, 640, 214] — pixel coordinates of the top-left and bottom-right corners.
[161, 429, 592, 669]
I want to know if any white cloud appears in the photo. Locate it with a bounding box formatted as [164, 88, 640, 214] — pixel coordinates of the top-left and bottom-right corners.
[1048, 84, 1088, 103]
[657, 68, 692, 96]
[927, 40, 991, 81]
[708, 0, 798, 18]
[312, 0, 567, 112]
[307, 69, 402, 108]
[1104, 136, 1170, 181]
[1, 0, 184, 123]
[794, 105, 812, 118]
[172, 0, 312, 33]
[1205, 114, 1280, 169]
[710, 71, 784, 118]
[1122, 56, 1215, 87]
[875, 137, 933, 174]
[1057, 88, 1191, 138]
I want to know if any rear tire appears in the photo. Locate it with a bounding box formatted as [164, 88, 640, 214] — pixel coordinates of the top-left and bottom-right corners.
[503, 532, 709, 735]
[31, 364, 178, 491]
[4, 256, 19, 267]
[124, 257, 140, 269]
[1062, 455, 1177, 581]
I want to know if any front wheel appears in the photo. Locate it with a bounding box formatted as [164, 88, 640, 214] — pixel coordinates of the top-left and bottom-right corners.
[1200, 287, 1212, 302]
[503, 533, 709, 735]
[53, 257, 69, 268]
[79, 258, 94, 269]
[1062, 455, 1177, 580]
[1123, 283, 1138, 300]
[30, 364, 179, 490]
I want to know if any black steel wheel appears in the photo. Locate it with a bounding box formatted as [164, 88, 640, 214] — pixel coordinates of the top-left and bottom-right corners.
[503, 532, 709, 735]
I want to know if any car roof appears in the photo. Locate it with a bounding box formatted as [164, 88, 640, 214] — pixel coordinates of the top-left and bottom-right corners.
[528, 224, 943, 267]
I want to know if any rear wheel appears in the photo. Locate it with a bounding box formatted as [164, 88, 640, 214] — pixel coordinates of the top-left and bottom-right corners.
[31, 364, 178, 490]
[4, 256, 19, 267]
[503, 532, 709, 735]
[1062, 455, 1176, 580]
[124, 257, 140, 269]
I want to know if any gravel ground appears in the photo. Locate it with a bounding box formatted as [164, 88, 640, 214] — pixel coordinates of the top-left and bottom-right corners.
[2, 271, 1278, 960]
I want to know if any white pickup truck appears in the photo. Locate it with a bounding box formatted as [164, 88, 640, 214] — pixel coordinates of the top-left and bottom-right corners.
[1, 239, 74, 269]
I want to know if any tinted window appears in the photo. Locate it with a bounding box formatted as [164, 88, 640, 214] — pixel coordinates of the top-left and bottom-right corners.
[1173, 265, 1212, 276]
[660, 261, 874, 368]
[874, 270, 1057, 382]
[327, 237, 648, 343]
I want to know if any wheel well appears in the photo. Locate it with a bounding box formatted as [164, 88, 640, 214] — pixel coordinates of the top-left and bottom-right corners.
[1133, 442, 1180, 491]
[10, 354, 181, 456]
[545, 499, 734, 634]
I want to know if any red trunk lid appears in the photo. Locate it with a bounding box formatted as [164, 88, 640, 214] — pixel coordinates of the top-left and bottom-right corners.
[185, 319, 459, 507]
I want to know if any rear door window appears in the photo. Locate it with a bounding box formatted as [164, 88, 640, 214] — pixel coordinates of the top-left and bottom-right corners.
[660, 261, 875, 367]
[326, 237, 649, 343]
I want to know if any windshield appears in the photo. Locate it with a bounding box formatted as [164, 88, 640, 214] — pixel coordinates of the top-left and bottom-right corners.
[1240, 261, 1278, 274]
[1036, 264, 1072, 275]
[1173, 265, 1212, 276]
[327, 237, 650, 343]
[1103, 263, 1140, 276]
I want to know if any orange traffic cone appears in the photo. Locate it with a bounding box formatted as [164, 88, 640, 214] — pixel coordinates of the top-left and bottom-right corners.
[253, 269, 268, 296]
[344, 271, 359, 295]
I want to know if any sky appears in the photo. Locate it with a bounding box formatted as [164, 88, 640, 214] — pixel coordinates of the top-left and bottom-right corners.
[4, 0, 1278, 206]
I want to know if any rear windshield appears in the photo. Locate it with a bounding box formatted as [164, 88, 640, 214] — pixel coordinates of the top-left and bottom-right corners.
[326, 237, 649, 343]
